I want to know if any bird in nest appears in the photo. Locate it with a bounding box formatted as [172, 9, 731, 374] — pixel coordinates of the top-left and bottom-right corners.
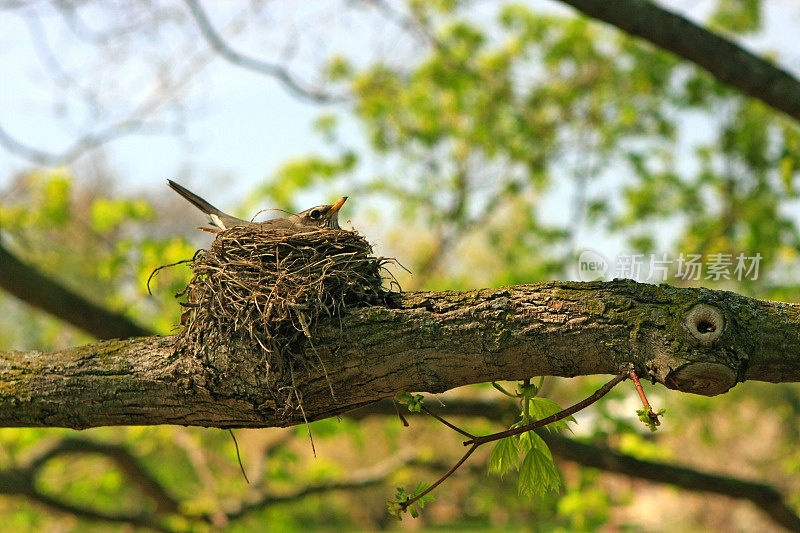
[168, 179, 347, 232]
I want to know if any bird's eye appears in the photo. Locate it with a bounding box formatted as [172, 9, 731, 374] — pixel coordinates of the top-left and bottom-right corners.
[309, 209, 321, 219]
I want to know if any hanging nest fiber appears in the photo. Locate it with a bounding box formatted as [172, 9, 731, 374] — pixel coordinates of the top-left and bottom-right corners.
[174, 225, 396, 418]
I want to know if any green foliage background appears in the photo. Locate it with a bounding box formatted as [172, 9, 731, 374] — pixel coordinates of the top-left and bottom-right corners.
[1, 0, 800, 531]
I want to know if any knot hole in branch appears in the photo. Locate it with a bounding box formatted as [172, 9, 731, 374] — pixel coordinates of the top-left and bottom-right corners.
[665, 362, 736, 396]
[684, 304, 724, 346]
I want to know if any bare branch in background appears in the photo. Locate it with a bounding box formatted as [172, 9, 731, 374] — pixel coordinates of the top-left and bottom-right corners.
[0, 439, 175, 532]
[0, 120, 171, 167]
[557, 0, 800, 123]
[28, 438, 182, 515]
[225, 448, 416, 521]
[182, 0, 348, 104]
[360, 0, 436, 45]
[0, 240, 153, 339]
[6, 398, 795, 532]
[51, 1, 147, 44]
[0, 436, 417, 532]
[0, 2, 206, 166]
[545, 431, 800, 532]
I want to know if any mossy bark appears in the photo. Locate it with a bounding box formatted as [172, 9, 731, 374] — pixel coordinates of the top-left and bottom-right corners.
[1, 280, 798, 429]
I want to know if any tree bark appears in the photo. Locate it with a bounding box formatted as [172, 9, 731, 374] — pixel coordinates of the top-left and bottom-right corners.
[1, 280, 798, 429]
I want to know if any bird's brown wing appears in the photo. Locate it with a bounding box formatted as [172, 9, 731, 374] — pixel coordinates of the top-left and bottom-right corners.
[255, 216, 303, 231]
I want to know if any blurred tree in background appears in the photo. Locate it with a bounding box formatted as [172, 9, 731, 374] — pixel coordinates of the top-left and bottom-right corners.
[1, 0, 799, 531]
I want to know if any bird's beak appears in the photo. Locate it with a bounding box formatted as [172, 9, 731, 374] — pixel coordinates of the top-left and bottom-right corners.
[328, 196, 348, 215]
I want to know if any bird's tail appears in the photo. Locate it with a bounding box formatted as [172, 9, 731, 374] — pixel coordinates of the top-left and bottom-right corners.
[168, 179, 224, 216]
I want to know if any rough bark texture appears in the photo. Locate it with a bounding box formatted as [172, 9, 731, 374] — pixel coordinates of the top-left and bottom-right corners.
[1, 280, 799, 429]
[558, 0, 800, 123]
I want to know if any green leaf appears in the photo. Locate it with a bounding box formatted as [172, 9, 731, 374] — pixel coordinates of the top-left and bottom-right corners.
[37, 169, 72, 226]
[394, 392, 424, 412]
[488, 436, 519, 477]
[387, 482, 434, 520]
[516, 424, 549, 455]
[395, 392, 413, 404]
[386, 501, 404, 520]
[518, 440, 561, 497]
[526, 397, 576, 433]
[780, 156, 794, 193]
[313, 113, 339, 143]
[260, 153, 358, 208]
[411, 481, 435, 504]
[637, 408, 666, 432]
[326, 55, 352, 81]
[710, 0, 762, 33]
[90, 198, 154, 234]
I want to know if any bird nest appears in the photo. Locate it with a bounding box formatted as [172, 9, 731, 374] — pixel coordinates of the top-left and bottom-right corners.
[174, 225, 395, 418]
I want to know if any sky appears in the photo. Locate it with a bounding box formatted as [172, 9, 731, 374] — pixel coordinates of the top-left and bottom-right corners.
[0, 0, 798, 271]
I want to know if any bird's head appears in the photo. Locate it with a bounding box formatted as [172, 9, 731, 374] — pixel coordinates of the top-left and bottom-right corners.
[297, 197, 348, 229]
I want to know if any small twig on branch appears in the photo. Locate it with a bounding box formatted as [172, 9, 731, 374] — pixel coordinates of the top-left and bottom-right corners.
[353, 398, 800, 532]
[631, 369, 654, 415]
[393, 398, 409, 427]
[420, 405, 474, 440]
[401, 372, 628, 512]
[630, 369, 663, 430]
[465, 372, 627, 446]
[400, 444, 479, 511]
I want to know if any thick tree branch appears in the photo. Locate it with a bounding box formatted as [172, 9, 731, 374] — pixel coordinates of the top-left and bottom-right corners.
[556, 0, 800, 123]
[0, 280, 798, 429]
[0, 241, 153, 340]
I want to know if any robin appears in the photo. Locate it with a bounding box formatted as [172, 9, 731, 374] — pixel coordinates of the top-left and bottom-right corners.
[168, 179, 347, 231]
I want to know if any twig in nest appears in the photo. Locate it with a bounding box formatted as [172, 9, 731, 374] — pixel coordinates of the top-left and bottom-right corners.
[147, 257, 195, 295]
